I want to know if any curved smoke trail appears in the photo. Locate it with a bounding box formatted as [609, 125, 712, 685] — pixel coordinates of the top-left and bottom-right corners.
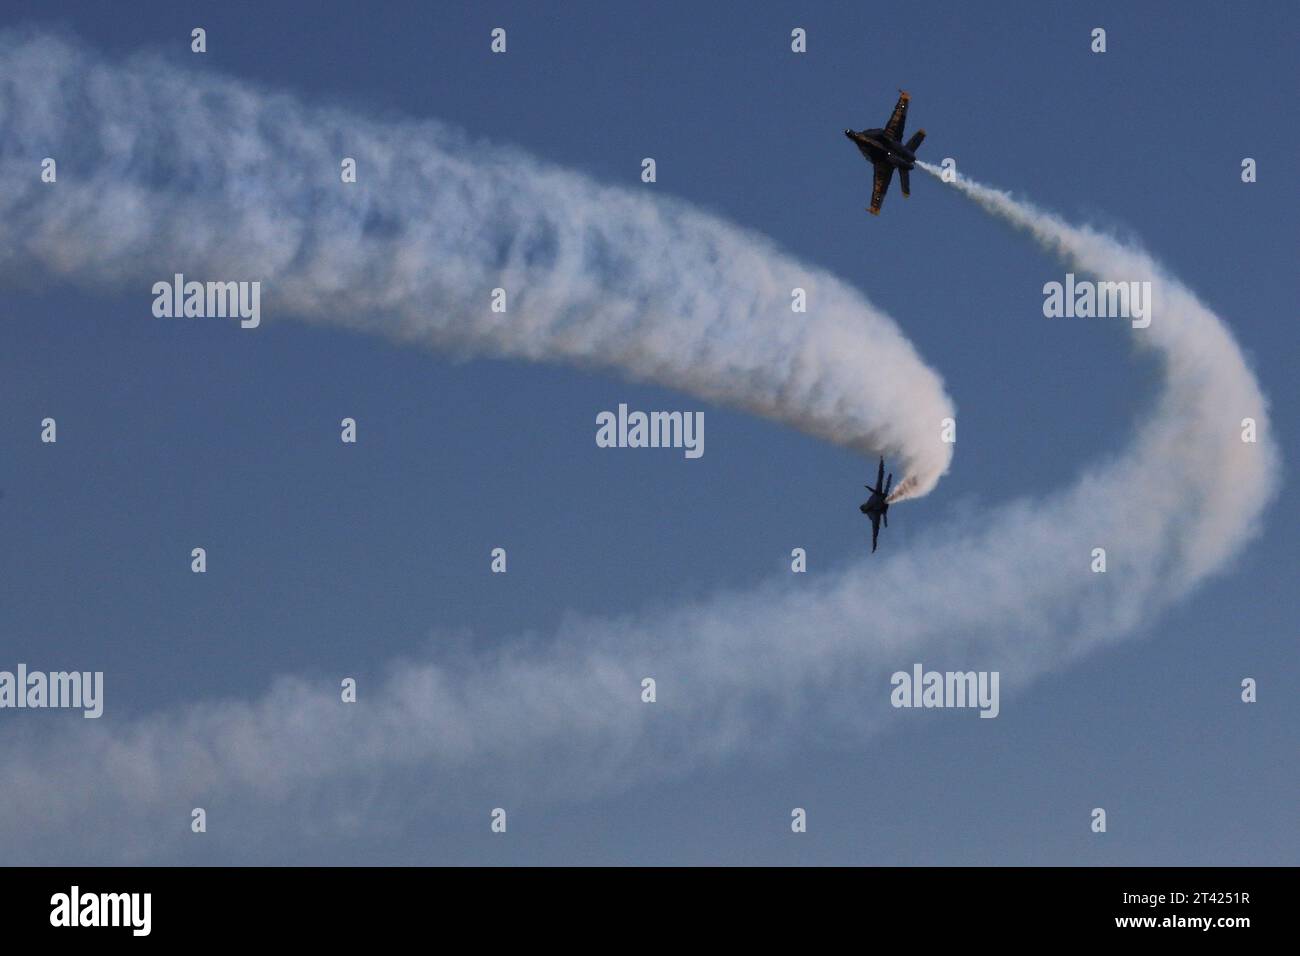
[0, 35, 1278, 861]
[0, 31, 952, 499]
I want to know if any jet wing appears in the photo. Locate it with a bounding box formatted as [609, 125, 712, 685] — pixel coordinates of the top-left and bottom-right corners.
[884, 91, 909, 141]
[870, 511, 881, 552]
[868, 163, 893, 215]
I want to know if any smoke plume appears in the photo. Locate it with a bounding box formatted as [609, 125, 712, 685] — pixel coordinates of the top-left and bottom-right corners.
[0, 31, 954, 497]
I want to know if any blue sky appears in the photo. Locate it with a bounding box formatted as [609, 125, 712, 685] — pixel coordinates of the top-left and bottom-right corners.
[0, 1, 1295, 864]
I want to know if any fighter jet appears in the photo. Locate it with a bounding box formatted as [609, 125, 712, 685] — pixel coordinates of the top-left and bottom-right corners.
[860, 457, 893, 553]
[844, 90, 926, 215]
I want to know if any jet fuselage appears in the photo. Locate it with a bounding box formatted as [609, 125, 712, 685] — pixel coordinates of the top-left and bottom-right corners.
[844, 128, 916, 170]
[859, 492, 888, 519]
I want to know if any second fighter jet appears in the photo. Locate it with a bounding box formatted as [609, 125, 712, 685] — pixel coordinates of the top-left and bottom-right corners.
[844, 90, 926, 215]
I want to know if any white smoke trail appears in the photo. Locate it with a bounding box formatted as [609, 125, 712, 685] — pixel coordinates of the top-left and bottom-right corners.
[0, 37, 1278, 861]
[0, 31, 953, 498]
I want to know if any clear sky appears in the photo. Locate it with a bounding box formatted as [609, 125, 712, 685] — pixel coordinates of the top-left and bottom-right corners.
[0, 0, 1295, 864]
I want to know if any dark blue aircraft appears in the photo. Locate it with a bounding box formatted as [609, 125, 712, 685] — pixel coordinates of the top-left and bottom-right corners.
[860, 457, 893, 553]
[844, 90, 926, 215]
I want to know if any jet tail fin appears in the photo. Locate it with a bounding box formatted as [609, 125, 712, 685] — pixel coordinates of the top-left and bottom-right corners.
[899, 168, 911, 197]
[905, 128, 926, 152]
